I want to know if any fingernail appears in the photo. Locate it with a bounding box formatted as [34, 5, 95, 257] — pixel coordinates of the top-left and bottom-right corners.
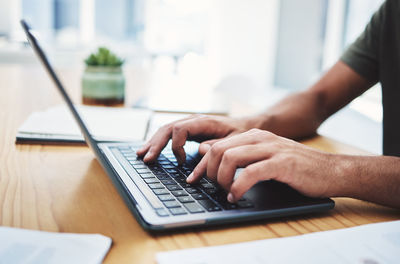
[186, 173, 194, 182]
[227, 193, 235, 203]
[143, 152, 151, 162]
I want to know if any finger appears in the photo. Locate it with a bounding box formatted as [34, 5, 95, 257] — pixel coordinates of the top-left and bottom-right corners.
[198, 139, 219, 155]
[228, 159, 278, 202]
[136, 141, 151, 157]
[186, 151, 209, 183]
[207, 130, 265, 181]
[136, 115, 195, 159]
[142, 126, 173, 163]
[171, 117, 219, 164]
[217, 144, 273, 190]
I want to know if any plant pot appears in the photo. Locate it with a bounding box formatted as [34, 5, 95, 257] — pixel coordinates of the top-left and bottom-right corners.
[82, 66, 125, 106]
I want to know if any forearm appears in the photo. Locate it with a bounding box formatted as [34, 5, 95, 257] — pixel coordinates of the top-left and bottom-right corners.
[242, 61, 374, 139]
[331, 154, 400, 208]
[243, 90, 326, 139]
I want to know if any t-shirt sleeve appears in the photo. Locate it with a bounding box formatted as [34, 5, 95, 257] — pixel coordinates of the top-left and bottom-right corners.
[340, 1, 386, 83]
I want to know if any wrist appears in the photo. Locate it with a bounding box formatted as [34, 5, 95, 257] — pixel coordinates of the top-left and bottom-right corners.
[238, 114, 274, 131]
[326, 154, 360, 197]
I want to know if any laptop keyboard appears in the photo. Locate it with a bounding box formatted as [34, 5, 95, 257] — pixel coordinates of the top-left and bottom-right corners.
[115, 146, 254, 217]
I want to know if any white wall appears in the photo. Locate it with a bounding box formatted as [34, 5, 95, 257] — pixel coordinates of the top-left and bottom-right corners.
[0, 0, 20, 37]
[274, 0, 326, 90]
[208, 0, 280, 94]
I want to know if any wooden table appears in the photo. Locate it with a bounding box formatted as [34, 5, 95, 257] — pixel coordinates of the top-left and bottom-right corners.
[1, 64, 399, 263]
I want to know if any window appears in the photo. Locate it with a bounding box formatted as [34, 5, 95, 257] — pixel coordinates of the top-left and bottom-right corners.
[21, 0, 145, 47]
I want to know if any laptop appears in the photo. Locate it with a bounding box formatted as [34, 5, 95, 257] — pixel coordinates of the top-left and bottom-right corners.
[21, 20, 334, 232]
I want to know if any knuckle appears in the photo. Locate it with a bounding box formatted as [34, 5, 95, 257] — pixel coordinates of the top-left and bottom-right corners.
[210, 142, 224, 156]
[248, 128, 261, 133]
[160, 123, 172, 131]
[172, 123, 184, 133]
[267, 140, 282, 151]
[246, 128, 274, 140]
[158, 124, 172, 135]
[221, 149, 237, 164]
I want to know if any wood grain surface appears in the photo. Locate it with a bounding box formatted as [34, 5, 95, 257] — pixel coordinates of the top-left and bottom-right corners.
[0, 64, 399, 263]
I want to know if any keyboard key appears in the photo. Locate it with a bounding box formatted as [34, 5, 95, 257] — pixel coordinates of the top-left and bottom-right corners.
[161, 179, 176, 185]
[155, 208, 169, 217]
[155, 174, 170, 180]
[171, 190, 187, 197]
[183, 202, 205, 213]
[185, 187, 200, 194]
[144, 178, 160, 184]
[174, 176, 187, 183]
[199, 178, 208, 184]
[204, 188, 218, 195]
[201, 183, 216, 189]
[129, 160, 142, 165]
[169, 207, 187, 215]
[163, 200, 180, 208]
[150, 167, 164, 173]
[162, 165, 175, 169]
[191, 193, 207, 200]
[168, 172, 182, 178]
[166, 185, 182, 191]
[221, 202, 238, 210]
[136, 168, 152, 174]
[165, 168, 179, 174]
[153, 188, 169, 195]
[180, 183, 192, 188]
[177, 196, 194, 203]
[158, 194, 175, 201]
[210, 190, 227, 202]
[237, 201, 254, 208]
[182, 164, 193, 170]
[198, 199, 222, 212]
[118, 147, 131, 151]
[133, 165, 147, 169]
[148, 183, 164, 189]
[183, 169, 192, 175]
[139, 173, 155, 179]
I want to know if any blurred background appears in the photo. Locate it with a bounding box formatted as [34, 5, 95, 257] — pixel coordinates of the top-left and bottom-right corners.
[0, 0, 384, 153]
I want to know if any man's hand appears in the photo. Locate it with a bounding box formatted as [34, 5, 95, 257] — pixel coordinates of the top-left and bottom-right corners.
[187, 129, 342, 203]
[136, 115, 250, 164]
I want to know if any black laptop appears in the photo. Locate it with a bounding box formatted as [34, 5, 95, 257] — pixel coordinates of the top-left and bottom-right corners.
[21, 20, 334, 232]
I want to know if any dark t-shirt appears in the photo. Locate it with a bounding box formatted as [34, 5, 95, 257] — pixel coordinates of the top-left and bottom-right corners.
[340, 0, 400, 156]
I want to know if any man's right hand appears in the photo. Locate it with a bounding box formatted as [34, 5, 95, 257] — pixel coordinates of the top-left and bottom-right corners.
[136, 114, 249, 164]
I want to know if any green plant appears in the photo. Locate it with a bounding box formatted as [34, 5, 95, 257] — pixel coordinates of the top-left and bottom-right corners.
[85, 47, 124, 67]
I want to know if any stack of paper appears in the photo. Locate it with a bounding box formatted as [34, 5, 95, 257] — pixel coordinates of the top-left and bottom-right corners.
[0, 226, 112, 264]
[17, 105, 152, 144]
[157, 220, 400, 264]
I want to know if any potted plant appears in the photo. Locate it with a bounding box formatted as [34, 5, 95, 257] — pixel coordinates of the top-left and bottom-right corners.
[82, 47, 125, 106]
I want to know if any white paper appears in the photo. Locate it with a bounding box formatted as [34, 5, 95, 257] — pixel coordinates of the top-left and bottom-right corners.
[18, 105, 152, 141]
[146, 112, 190, 140]
[0, 226, 112, 264]
[156, 220, 400, 264]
